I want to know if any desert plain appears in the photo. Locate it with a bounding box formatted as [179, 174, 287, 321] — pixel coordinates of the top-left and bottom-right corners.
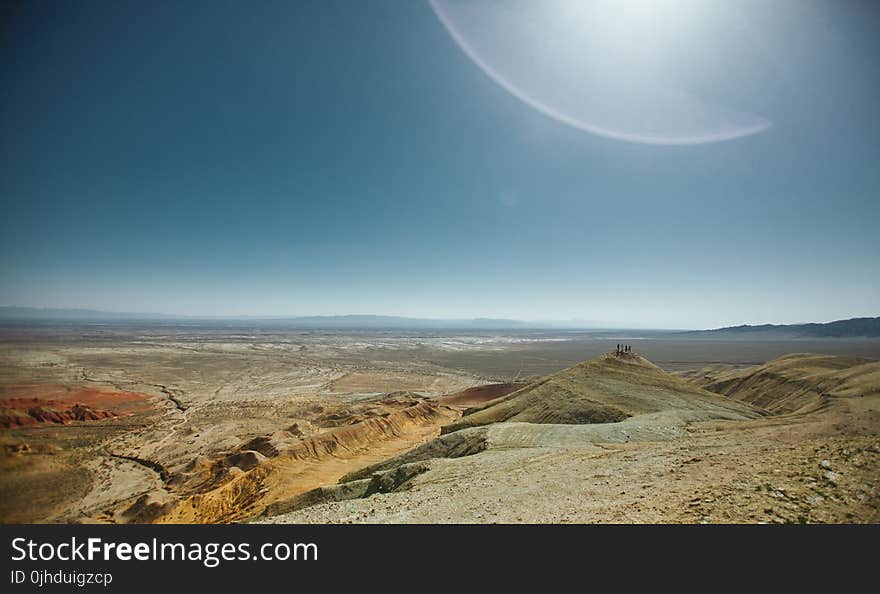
[1, 322, 878, 524]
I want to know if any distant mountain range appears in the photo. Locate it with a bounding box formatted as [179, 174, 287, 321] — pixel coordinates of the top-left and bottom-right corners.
[0, 307, 534, 329]
[0, 307, 174, 320]
[681, 317, 880, 338]
[1, 307, 877, 336]
[225, 315, 535, 329]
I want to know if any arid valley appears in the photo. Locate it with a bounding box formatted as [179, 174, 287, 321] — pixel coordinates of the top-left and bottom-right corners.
[1, 322, 878, 524]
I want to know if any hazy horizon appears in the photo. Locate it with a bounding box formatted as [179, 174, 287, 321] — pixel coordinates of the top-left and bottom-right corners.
[2, 1, 878, 329]
[2, 304, 879, 332]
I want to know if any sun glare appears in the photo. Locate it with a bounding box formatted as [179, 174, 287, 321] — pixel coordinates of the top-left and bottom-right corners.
[429, 0, 770, 145]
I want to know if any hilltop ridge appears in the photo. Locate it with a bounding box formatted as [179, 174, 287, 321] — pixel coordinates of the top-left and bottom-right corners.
[442, 352, 761, 433]
[259, 351, 879, 524]
[688, 353, 880, 414]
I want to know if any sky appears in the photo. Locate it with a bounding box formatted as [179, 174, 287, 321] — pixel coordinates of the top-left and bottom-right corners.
[1, 0, 878, 329]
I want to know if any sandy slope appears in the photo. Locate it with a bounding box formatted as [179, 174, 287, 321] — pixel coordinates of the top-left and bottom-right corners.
[443, 353, 761, 433]
[0, 333, 484, 523]
[260, 353, 880, 524]
[693, 353, 880, 414]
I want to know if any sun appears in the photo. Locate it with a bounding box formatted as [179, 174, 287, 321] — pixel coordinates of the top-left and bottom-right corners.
[429, 0, 770, 145]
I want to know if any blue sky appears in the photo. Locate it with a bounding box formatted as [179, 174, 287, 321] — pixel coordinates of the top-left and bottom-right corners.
[1, 0, 878, 328]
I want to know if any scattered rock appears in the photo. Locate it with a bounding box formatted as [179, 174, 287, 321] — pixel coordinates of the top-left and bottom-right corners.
[224, 450, 266, 472]
[824, 470, 840, 484]
[3, 441, 31, 454]
[120, 491, 178, 524]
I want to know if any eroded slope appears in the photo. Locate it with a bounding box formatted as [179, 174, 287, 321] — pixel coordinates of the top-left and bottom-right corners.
[262, 353, 815, 523]
[693, 354, 880, 415]
[442, 353, 762, 433]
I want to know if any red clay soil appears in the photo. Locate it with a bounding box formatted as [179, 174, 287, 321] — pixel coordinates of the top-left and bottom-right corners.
[0, 385, 153, 429]
[438, 382, 528, 407]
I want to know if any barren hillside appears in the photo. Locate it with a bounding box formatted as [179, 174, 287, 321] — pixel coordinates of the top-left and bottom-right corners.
[692, 354, 880, 415]
[443, 353, 762, 433]
[260, 352, 880, 524]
